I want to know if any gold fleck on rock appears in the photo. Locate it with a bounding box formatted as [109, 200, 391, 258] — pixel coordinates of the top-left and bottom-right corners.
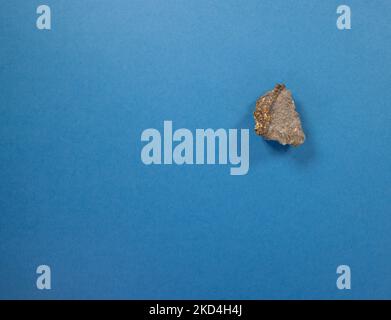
[253, 84, 305, 146]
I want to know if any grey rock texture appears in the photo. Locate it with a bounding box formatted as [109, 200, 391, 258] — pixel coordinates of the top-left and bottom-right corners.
[253, 84, 305, 146]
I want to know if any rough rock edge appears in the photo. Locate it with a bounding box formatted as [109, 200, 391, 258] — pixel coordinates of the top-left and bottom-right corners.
[253, 84, 305, 146]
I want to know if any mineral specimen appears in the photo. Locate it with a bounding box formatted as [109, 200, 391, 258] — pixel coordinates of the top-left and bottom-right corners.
[253, 84, 305, 146]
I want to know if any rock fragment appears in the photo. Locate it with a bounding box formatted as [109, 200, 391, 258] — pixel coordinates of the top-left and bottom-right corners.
[253, 84, 305, 146]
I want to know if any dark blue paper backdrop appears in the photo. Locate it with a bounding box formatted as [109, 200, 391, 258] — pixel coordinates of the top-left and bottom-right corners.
[1, 0, 390, 299]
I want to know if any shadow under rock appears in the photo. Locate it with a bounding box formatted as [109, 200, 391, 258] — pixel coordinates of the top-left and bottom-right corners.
[265, 140, 290, 153]
[290, 97, 316, 166]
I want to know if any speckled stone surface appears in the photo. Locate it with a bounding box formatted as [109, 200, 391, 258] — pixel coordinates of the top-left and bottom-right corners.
[254, 84, 305, 146]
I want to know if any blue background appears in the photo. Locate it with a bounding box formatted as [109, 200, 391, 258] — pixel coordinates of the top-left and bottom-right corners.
[1, 0, 390, 299]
